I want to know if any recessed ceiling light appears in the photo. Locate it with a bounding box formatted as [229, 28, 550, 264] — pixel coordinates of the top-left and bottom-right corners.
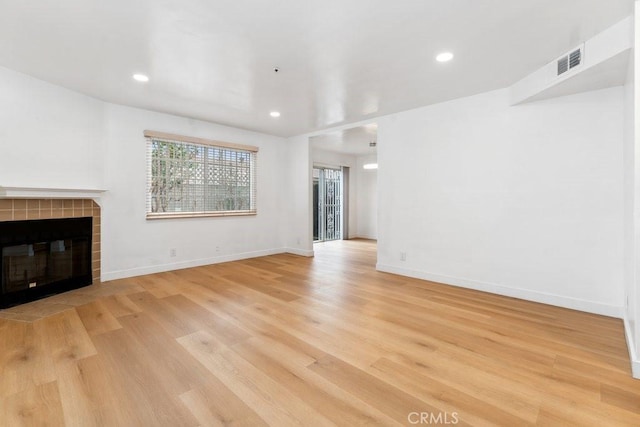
[436, 52, 454, 63]
[270, 111, 281, 118]
[363, 163, 378, 170]
[133, 73, 149, 82]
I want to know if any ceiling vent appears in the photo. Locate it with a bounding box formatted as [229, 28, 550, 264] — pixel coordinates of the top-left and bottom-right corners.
[556, 45, 584, 77]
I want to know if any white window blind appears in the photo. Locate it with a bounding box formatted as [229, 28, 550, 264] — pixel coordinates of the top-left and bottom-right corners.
[144, 131, 258, 219]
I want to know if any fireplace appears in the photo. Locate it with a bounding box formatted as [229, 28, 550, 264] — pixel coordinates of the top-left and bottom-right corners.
[0, 197, 102, 309]
[0, 217, 93, 307]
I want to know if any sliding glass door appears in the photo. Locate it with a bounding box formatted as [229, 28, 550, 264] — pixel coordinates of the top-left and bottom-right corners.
[313, 167, 342, 242]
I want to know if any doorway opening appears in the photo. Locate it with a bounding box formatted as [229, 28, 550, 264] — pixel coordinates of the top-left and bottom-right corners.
[309, 123, 378, 258]
[313, 167, 343, 242]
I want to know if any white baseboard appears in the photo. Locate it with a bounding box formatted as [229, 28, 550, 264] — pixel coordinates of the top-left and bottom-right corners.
[284, 247, 315, 257]
[623, 317, 640, 379]
[102, 248, 287, 282]
[376, 263, 624, 319]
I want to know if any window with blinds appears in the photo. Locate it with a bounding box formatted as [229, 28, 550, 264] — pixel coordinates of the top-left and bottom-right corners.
[144, 131, 258, 219]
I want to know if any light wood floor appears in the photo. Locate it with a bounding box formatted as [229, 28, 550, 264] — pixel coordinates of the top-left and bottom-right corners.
[1, 239, 639, 426]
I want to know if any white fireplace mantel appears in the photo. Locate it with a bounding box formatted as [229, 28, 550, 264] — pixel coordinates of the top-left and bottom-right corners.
[0, 186, 107, 200]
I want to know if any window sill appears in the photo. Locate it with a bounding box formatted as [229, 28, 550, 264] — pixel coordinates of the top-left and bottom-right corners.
[146, 211, 256, 220]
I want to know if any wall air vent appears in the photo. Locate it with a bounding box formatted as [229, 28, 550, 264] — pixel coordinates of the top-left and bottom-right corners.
[556, 45, 584, 77]
[569, 48, 581, 69]
[557, 57, 569, 75]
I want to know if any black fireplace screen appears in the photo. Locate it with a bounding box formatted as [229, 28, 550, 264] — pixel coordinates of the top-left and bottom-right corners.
[0, 217, 92, 307]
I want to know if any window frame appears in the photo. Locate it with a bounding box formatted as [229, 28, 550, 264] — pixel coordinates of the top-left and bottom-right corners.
[144, 130, 258, 220]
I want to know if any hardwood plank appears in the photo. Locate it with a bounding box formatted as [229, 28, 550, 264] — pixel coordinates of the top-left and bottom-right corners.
[384, 353, 542, 421]
[0, 239, 637, 426]
[233, 337, 403, 426]
[116, 311, 217, 393]
[41, 309, 97, 365]
[91, 327, 199, 427]
[54, 361, 103, 427]
[69, 354, 143, 426]
[178, 330, 335, 426]
[161, 294, 251, 346]
[308, 354, 465, 426]
[242, 301, 385, 368]
[135, 274, 182, 299]
[125, 291, 200, 338]
[179, 383, 268, 427]
[1, 381, 65, 427]
[75, 301, 122, 336]
[100, 294, 142, 318]
[537, 393, 640, 426]
[601, 383, 640, 415]
[369, 356, 535, 425]
[0, 320, 56, 398]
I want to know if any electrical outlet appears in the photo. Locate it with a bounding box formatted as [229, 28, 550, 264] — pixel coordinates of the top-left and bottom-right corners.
[296, 237, 301, 245]
[170, 248, 177, 257]
[400, 252, 407, 261]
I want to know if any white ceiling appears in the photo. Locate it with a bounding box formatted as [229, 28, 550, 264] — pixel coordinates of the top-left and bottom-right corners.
[523, 51, 632, 104]
[311, 124, 378, 156]
[0, 0, 633, 137]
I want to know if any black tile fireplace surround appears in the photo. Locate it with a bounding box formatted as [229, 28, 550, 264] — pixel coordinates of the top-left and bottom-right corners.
[0, 217, 92, 308]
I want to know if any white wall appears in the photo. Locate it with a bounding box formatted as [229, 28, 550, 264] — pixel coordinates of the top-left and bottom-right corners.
[101, 104, 288, 280]
[624, 35, 638, 370]
[284, 134, 313, 255]
[311, 148, 358, 239]
[0, 66, 292, 281]
[0, 66, 105, 189]
[632, 0, 640, 377]
[377, 87, 625, 317]
[356, 155, 378, 239]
